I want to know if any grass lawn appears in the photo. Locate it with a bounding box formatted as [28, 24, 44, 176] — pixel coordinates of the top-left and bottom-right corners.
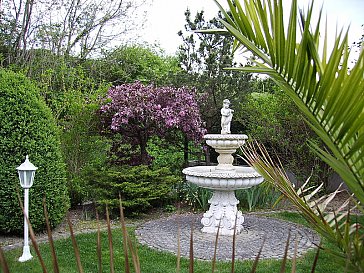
[2, 212, 359, 273]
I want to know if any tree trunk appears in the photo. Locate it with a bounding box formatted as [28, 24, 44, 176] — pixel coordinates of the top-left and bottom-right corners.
[139, 132, 150, 165]
[183, 135, 189, 167]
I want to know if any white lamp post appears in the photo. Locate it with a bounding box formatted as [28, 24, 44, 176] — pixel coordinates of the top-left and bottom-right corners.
[16, 155, 38, 262]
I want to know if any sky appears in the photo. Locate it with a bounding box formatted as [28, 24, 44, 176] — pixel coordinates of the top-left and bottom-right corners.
[138, 0, 364, 56]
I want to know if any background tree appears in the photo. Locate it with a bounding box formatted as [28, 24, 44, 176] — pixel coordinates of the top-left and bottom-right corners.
[100, 81, 206, 165]
[177, 9, 256, 133]
[98, 45, 182, 86]
[0, 0, 147, 66]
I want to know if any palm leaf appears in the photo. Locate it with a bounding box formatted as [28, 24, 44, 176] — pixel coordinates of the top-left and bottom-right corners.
[213, 0, 364, 204]
[242, 141, 363, 271]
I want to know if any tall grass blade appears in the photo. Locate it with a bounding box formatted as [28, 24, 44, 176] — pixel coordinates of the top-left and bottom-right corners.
[189, 222, 194, 273]
[67, 215, 84, 273]
[0, 246, 10, 273]
[126, 234, 141, 273]
[43, 197, 59, 273]
[250, 238, 266, 273]
[133, 235, 141, 272]
[119, 195, 130, 273]
[105, 205, 115, 273]
[17, 190, 48, 273]
[291, 235, 299, 273]
[280, 230, 291, 273]
[310, 242, 321, 273]
[95, 206, 102, 273]
[212, 220, 221, 273]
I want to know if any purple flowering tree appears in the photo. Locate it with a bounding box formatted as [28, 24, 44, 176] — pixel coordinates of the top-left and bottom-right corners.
[101, 81, 206, 165]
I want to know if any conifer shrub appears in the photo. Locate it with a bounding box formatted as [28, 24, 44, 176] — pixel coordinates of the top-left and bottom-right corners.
[86, 165, 180, 216]
[0, 69, 69, 234]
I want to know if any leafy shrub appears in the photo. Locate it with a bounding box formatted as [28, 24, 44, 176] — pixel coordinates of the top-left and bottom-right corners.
[182, 182, 212, 211]
[58, 87, 111, 206]
[85, 165, 180, 216]
[236, 182, 280, 211]
[237, 91, 329, 182]
[100, 45, 181, 86]
[0, 69, 69, 234]
[148, 136, 185, 175]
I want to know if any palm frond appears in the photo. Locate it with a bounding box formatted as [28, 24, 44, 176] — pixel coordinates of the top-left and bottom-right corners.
[214, 0, 364, 204]
[242, 141, 363, 272]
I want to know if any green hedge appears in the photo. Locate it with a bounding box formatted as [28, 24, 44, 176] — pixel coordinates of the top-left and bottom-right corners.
[0, 69, 69, 234]
[86, 165, 180, 216]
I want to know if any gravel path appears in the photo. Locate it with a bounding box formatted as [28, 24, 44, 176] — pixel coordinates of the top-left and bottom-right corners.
[136, 213, 320, 261]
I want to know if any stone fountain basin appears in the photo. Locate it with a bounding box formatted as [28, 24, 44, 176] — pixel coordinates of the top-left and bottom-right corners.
[182, 166, 264, 190]
[204, 134, 248, 149]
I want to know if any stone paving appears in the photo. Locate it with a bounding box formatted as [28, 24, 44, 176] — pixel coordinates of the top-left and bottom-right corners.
[136, 213, 320, 261]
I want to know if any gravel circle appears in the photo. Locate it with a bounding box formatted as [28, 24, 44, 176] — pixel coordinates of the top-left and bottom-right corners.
[136, 213, 320, 261]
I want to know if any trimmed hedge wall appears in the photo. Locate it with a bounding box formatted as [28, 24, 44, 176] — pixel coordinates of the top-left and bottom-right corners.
[0, 69, 70, 234]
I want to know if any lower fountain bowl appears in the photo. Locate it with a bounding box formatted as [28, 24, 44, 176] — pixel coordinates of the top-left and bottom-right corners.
[182, 166, 264, 190]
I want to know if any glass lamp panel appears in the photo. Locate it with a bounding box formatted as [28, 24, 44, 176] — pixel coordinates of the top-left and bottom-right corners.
[18, 170, 35, 188]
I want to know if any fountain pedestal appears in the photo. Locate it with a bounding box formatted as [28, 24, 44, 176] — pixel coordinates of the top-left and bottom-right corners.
[201, 190, 243, 235]
[183, 134, 264, 236]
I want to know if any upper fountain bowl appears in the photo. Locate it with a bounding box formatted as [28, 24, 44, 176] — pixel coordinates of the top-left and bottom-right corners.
[204, 134, 248, 150]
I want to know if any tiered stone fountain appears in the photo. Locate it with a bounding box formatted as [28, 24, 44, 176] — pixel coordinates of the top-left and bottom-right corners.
[183, 99, 264, 235]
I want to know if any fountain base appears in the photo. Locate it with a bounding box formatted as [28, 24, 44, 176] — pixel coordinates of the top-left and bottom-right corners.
[183, 165, 263, 235]
[201, 190, 244, 236]
[182, 129, 263, 236]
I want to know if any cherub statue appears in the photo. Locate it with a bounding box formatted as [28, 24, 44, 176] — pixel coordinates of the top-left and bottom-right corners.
[221, 99, 233, 134]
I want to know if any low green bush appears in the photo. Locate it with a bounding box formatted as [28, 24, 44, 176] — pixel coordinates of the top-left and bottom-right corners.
[85, 165, 180, 216]
[0, 69, 69, 234]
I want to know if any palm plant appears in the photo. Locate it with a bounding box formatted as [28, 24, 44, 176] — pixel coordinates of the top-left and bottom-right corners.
[208, 0, 364, 200]
[202, 0, 364, 271]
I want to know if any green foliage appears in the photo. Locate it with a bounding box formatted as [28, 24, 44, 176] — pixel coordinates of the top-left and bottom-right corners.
[86, 165, 181, 216]
[177, 9, 256, 133]
[19, 52, 112, 206]
[58, 86, 111, 206]
[236, 182, 280, 211]
[148, 136, 185, 174]
[100, 45, 182, 86]
[183, 183, 212, 211]
[31, 55, 105, 119]
[214, 0, 364, 203]
[0, 69, 69, 233]
[238, 90, 328, 181]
